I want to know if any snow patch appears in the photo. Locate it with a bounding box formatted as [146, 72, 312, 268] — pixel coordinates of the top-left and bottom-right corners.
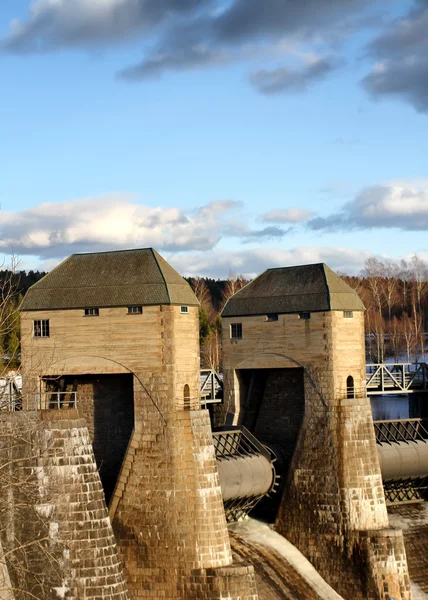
[52, 582, 69, 599]
[412, 582, 428, 600]
[230, 519, 344, 600]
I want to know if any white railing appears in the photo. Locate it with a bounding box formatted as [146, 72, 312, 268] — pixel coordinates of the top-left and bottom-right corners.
[34, 392, 78, 410]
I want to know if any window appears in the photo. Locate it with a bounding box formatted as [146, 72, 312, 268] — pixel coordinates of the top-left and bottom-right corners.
[343, 311, 353, 318]
[231, 323, 242, 339]
[266, 314, 278, 322]
[34, 320, 49, 338]
[84, 308, 99, 316]
[180, 306, 189, 314]
[128, 306, 143, 314]
[299, 312, 311, 320]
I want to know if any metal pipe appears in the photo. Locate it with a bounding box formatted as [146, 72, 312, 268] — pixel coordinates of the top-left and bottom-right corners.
[216, 454, 275, 501]
[378, 441, 428, 481]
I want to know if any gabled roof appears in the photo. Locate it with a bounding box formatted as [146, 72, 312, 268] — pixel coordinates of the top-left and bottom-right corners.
[20, 248, 198, 311]
[221, 263, 365, 318]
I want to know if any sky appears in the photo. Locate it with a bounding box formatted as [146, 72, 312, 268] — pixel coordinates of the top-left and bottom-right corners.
[1, 0, 428, 278]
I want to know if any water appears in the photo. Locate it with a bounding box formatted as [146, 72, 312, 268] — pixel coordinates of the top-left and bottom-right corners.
[370, 395, 410, 421]
[370, 394, 425, 421]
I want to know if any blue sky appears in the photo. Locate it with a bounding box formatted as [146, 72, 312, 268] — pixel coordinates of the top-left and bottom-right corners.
[1, 0, 428, 277]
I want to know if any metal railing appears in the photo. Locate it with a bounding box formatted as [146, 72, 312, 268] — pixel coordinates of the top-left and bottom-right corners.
[34, 392, 78, 410]
[374, 418, 428, 445]
[366, 363, 428, 395]
[344, 385, 367, 399]
[212, 426, 279, 522]
[0, 394, 22, 412]
[213, 426, 271, 462]
[200, 369, 223, 404]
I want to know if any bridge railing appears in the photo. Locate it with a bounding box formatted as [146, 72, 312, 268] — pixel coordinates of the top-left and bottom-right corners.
[366, 362, 428, 394]
[200, 369, 223, 404]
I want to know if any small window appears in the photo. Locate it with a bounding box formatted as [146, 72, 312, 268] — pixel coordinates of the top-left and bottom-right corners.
[180, 306, 189, 314]
[34, 320, 50, 338]
[347, 375, 355, 399]
[299, 313, 311, 320]
[343, 311, 353, 318]
[128, 306, 143, 314]
[231, 323, 242, 339]
[84, 308, 99, 316]
[266, 314, 278, 322]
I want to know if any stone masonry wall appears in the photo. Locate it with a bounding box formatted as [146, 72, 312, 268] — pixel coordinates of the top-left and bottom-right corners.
[0, 411, 129, 600]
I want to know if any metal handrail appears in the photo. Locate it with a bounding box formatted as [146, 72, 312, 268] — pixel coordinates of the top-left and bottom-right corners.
[34, 392, 78, 410]
[373, 418, 428, 445]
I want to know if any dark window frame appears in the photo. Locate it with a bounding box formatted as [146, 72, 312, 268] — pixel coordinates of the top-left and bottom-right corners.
[266, 314, 279, 322]
[34, 319, 50, 338]
[343, 311, 353, 318]
[128, 306, 143, 314]
[84, 308, 99, 316]
[299, 312, 311, 320]
[180, 306, 189, 314]
[231, 323, 243, 339]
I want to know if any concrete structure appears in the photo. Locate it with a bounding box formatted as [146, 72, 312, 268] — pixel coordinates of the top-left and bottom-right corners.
[17, 248, 258, 600]
[219, 264, 412, 600]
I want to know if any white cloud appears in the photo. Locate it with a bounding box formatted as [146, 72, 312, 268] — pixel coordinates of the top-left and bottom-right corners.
[167, 246, 372, 279]
[262, 208, 314, 223]
[0, 194, 240, 258]
[309, 179, 428, 232]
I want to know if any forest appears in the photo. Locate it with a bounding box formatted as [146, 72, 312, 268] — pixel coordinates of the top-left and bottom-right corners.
[2, 256, 428, 369]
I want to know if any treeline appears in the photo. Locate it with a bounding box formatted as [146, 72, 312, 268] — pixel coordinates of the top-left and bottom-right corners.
[342, 255, 428, 363]
[187, 275, 248, 370]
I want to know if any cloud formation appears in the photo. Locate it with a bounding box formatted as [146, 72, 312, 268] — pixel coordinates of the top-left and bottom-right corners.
[2, 0, 371, 94]
[0, 195, 243, 258]
[362, 0, 428, 112]
[0, 194, 290, 259]
[308, 180, 428, 232]
[168, 245, 373, 279]
[262, 208, 315, 223]
[250, 56, 342, 94]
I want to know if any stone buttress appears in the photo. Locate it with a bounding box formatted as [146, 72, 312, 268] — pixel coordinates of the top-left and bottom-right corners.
[0, 411, 129, 600]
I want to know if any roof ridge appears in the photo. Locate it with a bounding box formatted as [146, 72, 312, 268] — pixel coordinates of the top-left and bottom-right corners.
[71, 247, 153, 257]
[151, 249, 171, 305]
[321, 264, 332, 311]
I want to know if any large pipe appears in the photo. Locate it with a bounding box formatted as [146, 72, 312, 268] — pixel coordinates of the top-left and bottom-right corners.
[377, 441, 428, 481]
[216, 454, 275, 501]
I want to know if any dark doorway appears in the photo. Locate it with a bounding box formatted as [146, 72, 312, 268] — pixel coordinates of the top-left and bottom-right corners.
[45, 374, 134, 503]
[236, 367, 305, 521]
[347, 376, 355, 399]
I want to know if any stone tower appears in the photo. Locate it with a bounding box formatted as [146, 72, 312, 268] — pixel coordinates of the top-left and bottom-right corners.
[19, 248, 258, 600]
[219, 263, 411, 600]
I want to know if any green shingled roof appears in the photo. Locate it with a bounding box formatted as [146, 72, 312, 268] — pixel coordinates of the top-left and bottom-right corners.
[20, 248, 198, 311]
[221, 263, 365, 318]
